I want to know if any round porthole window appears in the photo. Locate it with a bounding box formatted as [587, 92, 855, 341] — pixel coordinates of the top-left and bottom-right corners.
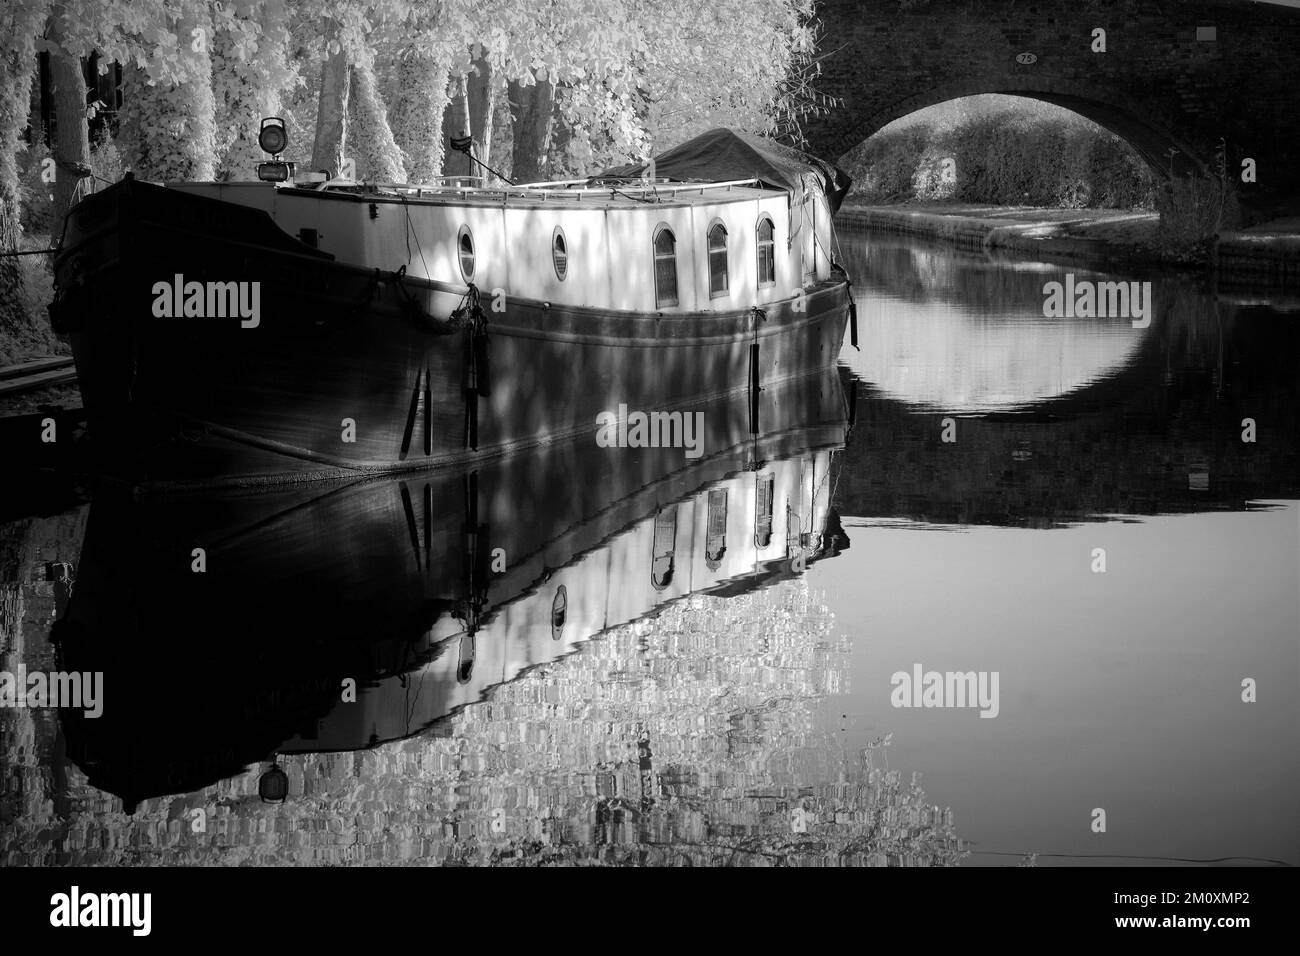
[552, 227, 568, 281]
[458, 225, 475, 281]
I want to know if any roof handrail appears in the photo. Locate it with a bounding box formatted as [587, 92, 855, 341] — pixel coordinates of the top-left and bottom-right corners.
[320, 176, 769, 201]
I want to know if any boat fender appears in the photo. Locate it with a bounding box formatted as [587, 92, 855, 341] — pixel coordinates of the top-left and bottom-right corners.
[748, 341, 761, 435]
[841, 272, 860, 351]
[472, 328, 491, 398]
[474, 523, 492, 599]
[452, 284, 491, 398]
[748, 307, 765, 436]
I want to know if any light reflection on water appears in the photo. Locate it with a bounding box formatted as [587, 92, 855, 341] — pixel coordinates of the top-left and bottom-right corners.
[2, 232, 1297, 866]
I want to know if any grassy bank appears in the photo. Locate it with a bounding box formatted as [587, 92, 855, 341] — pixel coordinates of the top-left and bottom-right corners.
[837, 202, 1300, 288]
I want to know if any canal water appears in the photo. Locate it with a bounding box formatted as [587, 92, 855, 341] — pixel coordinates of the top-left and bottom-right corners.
[1, 231, 1296, 866]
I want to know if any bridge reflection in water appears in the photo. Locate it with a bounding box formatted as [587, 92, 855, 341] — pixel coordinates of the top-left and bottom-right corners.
[840, 239, 1149, 413]
[836, 234, 1300, 526]
[3, 366, 966, 866]
[829, 231, 1299, 867]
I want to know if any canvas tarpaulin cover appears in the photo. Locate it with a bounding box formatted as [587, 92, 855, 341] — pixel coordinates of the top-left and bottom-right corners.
[595, 128, 852, 215]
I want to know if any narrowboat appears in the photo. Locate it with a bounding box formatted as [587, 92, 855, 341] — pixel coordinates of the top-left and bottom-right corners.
[49, 128, 854, 491]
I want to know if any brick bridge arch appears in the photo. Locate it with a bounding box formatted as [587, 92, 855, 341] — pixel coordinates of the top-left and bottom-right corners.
[804, 0, 1300, 220]
[852, 75, 1204, 176]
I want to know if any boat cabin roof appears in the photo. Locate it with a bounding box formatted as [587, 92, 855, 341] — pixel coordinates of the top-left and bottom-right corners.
[278, 177, 784, 210]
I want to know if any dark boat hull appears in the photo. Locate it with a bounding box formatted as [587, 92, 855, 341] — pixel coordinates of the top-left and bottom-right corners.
[52, 178, 851, 491]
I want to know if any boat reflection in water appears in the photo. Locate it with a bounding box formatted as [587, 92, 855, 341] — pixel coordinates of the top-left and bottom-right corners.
[46, 367, 966, 865]
[59, 369, 848, 785]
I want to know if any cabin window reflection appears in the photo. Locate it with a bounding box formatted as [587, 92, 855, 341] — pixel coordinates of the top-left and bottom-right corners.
[756, 216, 775, 287]
[754, 473, 774, 548]
[551, 585, 567, 640]
[458, 225, 475, 281]
[651, 504, 678, 590]
[653, 224, 678, 308]
[706, 489, 728, 569]
[786, 503, 803, 559]
[456, 633, 475, 684]
[707, 222, 728, 298]
[552, 227, 568, 281]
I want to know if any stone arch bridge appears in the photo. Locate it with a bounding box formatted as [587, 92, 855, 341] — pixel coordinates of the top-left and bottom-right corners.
[804, 0, 1300, 221]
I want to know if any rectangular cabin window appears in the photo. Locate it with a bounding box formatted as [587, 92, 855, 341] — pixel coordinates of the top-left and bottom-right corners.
[654, 226, 678, 308]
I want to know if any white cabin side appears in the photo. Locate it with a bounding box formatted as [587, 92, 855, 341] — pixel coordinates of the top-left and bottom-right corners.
[170, 179, 836, 314]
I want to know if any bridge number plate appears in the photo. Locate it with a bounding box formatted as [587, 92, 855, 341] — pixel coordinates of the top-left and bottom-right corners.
[1016, 52, 1037, 64]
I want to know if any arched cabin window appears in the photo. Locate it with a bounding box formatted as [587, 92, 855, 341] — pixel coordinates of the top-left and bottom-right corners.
[705, 489, 728, 569]
[754, 473, 774, 548]
[653, 224, 678, 308]
[458, 225, 475, 281]
[651, 505, 678, 590]
[707, 221, 728, 298]
[756, 216, 776, 287]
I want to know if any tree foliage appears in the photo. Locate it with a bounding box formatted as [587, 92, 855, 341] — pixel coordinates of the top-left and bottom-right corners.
[211, 0, 298, 180]
[1, 0, 54, 335]
[13, 0, 824, 187]
[0, 0, 827, 340]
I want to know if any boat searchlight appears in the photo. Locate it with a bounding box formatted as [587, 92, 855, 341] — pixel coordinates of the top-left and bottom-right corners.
[256, 116, 292, 183]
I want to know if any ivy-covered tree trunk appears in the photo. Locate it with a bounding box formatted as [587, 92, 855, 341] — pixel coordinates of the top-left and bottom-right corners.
[0, 0, 47, 336]
[347, 60, 406, 182]
[442, 71, 471, 180]
[390, 49, 450, 183]
[116, 0, 217, 180]
[442, 53, 493, 181]
[47, 10, 89, 219]
[547, 90, 577, 178]
[212, 0, 292, 180]
[488, 90, 514, 182]
[310, 19, 349, 176]
[509, 76, 554, 184]
[465, 59, 494, 174]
